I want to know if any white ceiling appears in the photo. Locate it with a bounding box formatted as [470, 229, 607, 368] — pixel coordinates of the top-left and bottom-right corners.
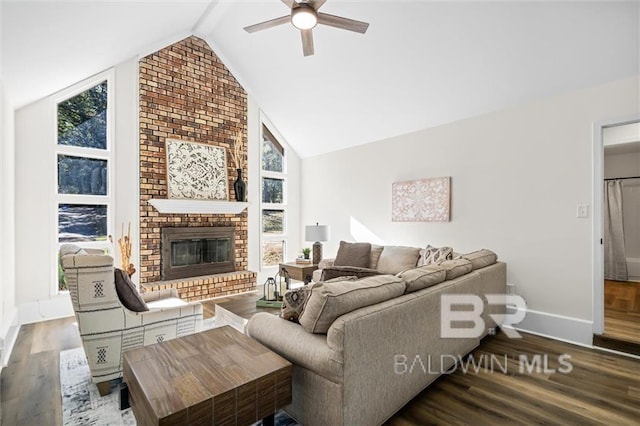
[2, 1, 639, 158]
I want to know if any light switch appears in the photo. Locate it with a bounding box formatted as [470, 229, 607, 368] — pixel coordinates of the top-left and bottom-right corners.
[576, 204, 589, 218]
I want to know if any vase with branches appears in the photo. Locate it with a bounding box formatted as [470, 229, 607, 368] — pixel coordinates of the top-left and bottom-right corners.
[230, 134, 246, 202]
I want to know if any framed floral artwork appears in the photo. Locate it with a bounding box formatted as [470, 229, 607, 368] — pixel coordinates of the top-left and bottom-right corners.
[392, 177, 451, 222]
[165, 139, 228, 200]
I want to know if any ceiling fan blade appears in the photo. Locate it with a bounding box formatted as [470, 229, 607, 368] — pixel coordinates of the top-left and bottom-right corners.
[244, 15, 290, 33]
[309, 0, 327, 10]
[301, 29, 315, 56]
[318, 12, 369, 34]
[281, 0, 297, 8]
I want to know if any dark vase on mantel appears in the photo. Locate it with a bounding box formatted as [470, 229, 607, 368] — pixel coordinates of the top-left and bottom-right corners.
[234, 169, 246, 202]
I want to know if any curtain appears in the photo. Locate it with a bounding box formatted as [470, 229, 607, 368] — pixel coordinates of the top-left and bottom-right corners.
[604, 180, 628, 281]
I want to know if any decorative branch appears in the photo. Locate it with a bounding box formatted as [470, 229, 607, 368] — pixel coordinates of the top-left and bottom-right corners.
[230, 134, 245, 170]
[118, 222, 136, 277]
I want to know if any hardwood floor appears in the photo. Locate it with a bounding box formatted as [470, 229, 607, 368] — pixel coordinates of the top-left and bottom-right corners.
[604, 280, 640, 344]
[2, 317, 639, 425]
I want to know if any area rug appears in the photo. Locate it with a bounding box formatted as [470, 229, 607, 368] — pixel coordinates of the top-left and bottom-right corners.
[60, 346, 300, 426]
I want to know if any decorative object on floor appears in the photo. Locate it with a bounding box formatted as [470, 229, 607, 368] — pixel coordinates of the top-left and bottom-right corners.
[231, 134, 246, 202]
[165, 138, 228, 200]
[305, 222, 330, 265]
[392, 177, 451, 222]
[60, 347, 136, 426]
[61, 344, 296, 426]
[258, 276, 284, 308]
[117, 222, 135, 277]
[244, 0, 369, 57]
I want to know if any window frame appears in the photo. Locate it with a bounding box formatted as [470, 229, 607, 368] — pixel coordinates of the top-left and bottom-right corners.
[52, 70, 115, 294]
[260, 124, 287, 270]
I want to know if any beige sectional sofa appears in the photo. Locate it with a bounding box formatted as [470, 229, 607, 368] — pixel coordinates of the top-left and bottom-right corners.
[247, 245, 506, 426]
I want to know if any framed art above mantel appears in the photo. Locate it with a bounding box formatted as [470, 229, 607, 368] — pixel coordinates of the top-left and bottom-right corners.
[165, 138, 228, 200]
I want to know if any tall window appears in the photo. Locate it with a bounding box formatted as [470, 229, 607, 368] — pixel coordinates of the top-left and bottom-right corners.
[261, 125, 286, 268]
[56, 77, 113, 290]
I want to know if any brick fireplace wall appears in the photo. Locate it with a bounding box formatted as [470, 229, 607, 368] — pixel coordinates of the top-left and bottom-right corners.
[138, 36, 255, 301]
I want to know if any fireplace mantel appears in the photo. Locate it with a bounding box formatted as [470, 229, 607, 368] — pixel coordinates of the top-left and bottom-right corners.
[148, 199, 249, 214]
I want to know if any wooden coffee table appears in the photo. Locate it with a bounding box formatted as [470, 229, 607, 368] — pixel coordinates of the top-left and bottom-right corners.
[123, 326, 292, 425]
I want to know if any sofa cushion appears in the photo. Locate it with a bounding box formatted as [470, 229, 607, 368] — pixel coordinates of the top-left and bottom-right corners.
[439, 258, 473, 280]
[398, 265, 447, 293]
[462, 249, 498, 270]
[334, 241, 372, 268]
[419, 245, 453, 266]
[114, 268, 149, 312]
[369, 244, 384, 269]
[376, 246, 421, 274]
[321, 266, 381, 281]
[299, 275, 405, 333]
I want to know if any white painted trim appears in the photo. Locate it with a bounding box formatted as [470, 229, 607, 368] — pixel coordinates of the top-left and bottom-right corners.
[593, 345, 640, 361]
[0, 309, 20, 367]
[513, 308, 594, 347]
[148, 199, 249, 214]
[592, 115, 640, 335]
[18, 293, 74, 325]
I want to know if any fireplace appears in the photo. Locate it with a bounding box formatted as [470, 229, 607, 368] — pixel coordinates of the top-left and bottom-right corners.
[161, 227, 236, 280]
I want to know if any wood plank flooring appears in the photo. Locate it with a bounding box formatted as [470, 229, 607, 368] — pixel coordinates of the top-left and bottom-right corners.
[2, 316, 639, 425]
[604, 280, 640, 344]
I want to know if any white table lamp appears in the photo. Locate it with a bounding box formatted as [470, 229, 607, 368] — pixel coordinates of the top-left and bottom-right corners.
[305, 223, 330, 265]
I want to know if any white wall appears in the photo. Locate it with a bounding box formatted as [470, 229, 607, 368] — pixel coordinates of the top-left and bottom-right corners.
[14, 58, 139, 323]
[247, 97, 302, 285]
[301, 76, 639, 345]
[0, 0, 19, 365]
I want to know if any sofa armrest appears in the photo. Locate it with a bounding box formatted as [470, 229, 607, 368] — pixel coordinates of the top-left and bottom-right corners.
[246, 313, 344, 383]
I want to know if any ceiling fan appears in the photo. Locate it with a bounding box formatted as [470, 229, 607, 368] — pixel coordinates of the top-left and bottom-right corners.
[243, 0, 369, 57]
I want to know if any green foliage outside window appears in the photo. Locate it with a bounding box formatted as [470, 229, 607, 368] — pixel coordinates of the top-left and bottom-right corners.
[58, 81, 108, 149]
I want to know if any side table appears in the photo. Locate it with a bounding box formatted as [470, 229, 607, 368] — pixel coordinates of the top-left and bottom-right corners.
[279, 262, 318, 285]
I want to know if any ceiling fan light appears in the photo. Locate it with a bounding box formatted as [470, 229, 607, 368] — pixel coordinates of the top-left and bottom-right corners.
[291, 6, 318, 30]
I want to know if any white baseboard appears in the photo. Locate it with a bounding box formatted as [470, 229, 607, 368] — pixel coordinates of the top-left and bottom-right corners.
[512, 308, 593, 347]
[18, 293, 74, 325]
[1, 309, 20, 367]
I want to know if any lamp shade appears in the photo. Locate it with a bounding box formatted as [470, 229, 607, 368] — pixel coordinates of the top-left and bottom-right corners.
[305, 224, 329, 242]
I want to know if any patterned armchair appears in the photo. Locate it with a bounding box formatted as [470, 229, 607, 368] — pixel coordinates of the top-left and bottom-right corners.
[61, 248, 203, 396]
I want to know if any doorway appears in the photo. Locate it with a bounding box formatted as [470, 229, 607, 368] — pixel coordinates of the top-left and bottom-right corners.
[593, 120, 640, 355]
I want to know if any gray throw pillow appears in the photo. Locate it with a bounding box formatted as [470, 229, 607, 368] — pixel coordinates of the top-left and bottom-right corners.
[321, 266, 381, 281]
[333, 241, 372, 268]
[420, 245, 453, 266]
[114, 268, 149, 312]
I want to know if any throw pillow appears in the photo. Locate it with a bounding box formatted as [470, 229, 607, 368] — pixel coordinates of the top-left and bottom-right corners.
[462, 249, 498, 270]
[114, 268, 149, 312]
[320, 266, 381, 281]
[299, 275, 406, 334]
[376, 246, 421, 274]
[279, 277, 358, 323]
[333, 241, 372, 268]
[369, 244, 384, 269]
[420, 245, 453, 266]
[280, 286, 313, 323]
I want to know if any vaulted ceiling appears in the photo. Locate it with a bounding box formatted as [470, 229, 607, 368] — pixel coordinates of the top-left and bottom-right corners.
[3, 1, 639, 157]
